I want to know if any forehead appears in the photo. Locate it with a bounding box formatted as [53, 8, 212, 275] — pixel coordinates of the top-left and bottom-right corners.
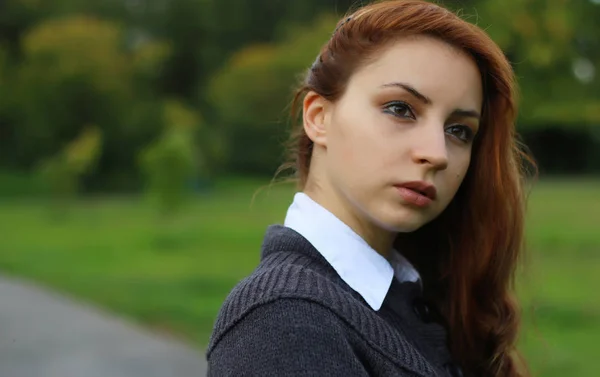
[347, 35, 483, 110]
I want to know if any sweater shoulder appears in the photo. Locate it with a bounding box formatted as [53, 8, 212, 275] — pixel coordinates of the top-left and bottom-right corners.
[206, 298, 375, 376]
[206, 250, 351, 353]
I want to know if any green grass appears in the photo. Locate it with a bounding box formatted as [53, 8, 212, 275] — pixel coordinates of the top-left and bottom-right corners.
[517, 179, 600, 376]
[0, 177, 599, 376]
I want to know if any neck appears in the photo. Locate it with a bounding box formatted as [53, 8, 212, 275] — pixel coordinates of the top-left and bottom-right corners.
[303, 178, 396, 259]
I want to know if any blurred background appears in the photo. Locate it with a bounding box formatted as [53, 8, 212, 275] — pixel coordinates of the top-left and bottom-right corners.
[0, 0, 598, 376]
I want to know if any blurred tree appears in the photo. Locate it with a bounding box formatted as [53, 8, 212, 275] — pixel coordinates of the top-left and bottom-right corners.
[0, 46, 9, 148]
[139, 99, 201, 216]
[127, 0, 355, 106]
[63, 125, 103, 176]
[120, 0, 360, 180]
[11, 15, 171, 190]
[471, 0, 600, 127]
[0, 0, 127, 57]
[469, 0, 600, 172]
[208, 14, 339, 175]
[36, 126, 102, 215]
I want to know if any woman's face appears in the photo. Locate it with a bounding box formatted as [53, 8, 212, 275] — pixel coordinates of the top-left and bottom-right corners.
[304, 35, 483, 238]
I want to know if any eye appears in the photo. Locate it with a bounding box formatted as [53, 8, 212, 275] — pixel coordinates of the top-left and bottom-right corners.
[445, 124, 474, 143]
[383, 101, 416, 120]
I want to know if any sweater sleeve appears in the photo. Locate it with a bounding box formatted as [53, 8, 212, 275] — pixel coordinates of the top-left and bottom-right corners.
[207, 298, 370, 377]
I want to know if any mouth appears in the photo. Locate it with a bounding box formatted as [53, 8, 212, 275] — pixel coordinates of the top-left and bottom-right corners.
[394, 181, 437, 201]
[394, 183, 436, 208]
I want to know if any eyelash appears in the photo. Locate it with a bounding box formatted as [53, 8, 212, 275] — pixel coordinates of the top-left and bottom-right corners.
[382, 101, 475, 143]
[383, 101, 416, 120]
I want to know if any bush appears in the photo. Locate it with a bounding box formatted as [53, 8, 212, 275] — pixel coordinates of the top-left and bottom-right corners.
[36, 126, 103, 215]
[12, 15, 171, 189]
[207, 15, 338, 175]
[139, 99, 204, 215]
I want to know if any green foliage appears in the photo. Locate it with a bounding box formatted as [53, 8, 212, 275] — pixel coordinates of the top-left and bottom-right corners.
[16, 16, 129, 160]
[208, 15, 338, 174]
[139, 100, 202, 216]
[11, 15, 171, 183]
[163, 99, 227, 178]
[0, 46, 6, 84]
[0, 45, 9, 119]
[133, 0, 355, 101]
[37, 156, 79, 201]
[471, 0, 600, 127]
[36, 126, 103, 214]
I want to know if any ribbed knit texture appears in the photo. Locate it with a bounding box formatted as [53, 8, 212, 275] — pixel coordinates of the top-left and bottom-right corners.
[206, 225, 462, 377]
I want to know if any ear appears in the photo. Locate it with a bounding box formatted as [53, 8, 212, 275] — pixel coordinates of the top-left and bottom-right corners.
[302, 91, 329, 148]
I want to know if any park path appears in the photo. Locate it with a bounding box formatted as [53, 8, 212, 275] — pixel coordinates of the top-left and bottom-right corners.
[0, 274, 208, 377]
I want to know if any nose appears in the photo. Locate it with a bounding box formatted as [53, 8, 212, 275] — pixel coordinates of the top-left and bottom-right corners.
[411, 125, 449, 170]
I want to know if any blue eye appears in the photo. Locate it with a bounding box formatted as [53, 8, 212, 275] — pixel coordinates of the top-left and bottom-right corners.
[446, 125, 474, 143]
[383, 101, 416, 119]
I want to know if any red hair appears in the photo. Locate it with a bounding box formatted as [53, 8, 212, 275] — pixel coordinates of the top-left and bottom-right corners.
[279, 1, 536, 376]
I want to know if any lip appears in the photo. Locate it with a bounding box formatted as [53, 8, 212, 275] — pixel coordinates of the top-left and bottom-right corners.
[394, 181, 437, 208]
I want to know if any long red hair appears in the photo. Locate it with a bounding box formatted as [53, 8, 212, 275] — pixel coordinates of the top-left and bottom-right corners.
[279, 1, 536, 376]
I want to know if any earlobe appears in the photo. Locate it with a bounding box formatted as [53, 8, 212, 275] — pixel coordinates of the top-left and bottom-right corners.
[303, 91, 328, 147]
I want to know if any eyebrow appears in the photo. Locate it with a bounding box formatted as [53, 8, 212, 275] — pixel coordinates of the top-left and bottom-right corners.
[381, 82, 432, 104]
[380, 82, 481, 120]
[451, 109, 481, 120]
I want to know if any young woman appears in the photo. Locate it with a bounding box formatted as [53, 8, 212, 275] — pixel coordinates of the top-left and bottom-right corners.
[207, 1, 535, 376]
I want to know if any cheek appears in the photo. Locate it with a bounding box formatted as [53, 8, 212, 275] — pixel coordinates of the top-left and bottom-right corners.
[331, 113, 375, 162]
[453, 159, 471, 189]
[329, 104, 395, 183]
[327, 119, 367, 184]
[445, 153, 471, 194]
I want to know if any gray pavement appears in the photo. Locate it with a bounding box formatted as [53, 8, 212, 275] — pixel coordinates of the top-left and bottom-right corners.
[0, 274, 208, 377]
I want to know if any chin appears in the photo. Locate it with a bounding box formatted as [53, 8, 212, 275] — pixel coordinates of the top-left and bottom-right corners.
[388, 221, 426, 233]
[376, 206, 434, 233]
[377, 214, 428, 233]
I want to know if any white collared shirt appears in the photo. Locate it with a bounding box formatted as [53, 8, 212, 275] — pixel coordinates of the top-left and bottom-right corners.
[284, 192, 421, 311]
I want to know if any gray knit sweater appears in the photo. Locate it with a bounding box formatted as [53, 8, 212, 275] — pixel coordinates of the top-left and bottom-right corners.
[206, 225, 464, 377]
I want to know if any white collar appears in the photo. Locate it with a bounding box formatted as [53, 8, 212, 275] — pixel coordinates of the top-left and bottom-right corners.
[283, 192, 421, 311]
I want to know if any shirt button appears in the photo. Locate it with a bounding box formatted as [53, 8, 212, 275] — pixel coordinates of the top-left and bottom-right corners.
[444, 362, 464, 377]
[412, 298, 433, 323]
